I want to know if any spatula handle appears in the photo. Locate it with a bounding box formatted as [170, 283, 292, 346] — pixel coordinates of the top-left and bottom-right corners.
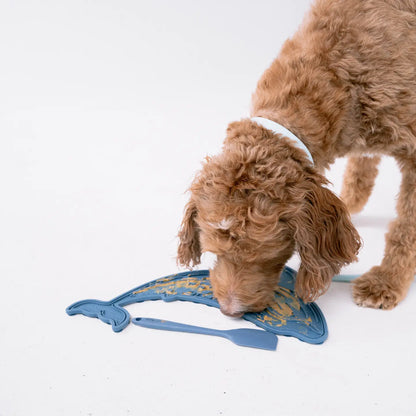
[132, 317, 221, 337]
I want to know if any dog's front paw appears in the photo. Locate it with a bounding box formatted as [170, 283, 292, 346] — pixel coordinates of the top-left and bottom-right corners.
[352, 266, 405, 310]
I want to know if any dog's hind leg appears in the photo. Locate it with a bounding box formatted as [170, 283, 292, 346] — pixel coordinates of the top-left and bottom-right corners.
[353, 155, 416, 309]
[340, 155, 381, 214]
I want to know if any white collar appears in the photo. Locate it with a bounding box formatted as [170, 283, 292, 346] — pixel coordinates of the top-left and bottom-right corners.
[251, 116, 314, 166]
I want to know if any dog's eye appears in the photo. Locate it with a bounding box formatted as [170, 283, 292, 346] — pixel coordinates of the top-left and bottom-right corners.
[215, 229, 238, 245]
[218, 228, 233, 238]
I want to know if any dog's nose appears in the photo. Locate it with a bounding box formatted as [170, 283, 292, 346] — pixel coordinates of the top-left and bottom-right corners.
[220, 307, 244, 318]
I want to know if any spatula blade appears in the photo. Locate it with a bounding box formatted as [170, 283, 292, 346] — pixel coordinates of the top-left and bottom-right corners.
[226, 328, 278, 351]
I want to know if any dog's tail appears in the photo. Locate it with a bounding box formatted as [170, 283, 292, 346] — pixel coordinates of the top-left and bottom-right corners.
[340, 155, 381, 214]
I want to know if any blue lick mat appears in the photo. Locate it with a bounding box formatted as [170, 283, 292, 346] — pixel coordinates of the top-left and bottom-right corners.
[66, 266, 328, 344]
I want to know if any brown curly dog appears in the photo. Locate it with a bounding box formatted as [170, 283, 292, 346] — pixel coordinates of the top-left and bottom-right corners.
[177, 0, 416, 315]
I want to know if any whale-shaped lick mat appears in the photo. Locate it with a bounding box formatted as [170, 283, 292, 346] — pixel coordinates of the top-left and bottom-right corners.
[66, 266, 328, 344]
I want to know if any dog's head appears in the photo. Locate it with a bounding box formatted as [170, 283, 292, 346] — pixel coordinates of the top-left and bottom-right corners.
[177, 120, 361, 316]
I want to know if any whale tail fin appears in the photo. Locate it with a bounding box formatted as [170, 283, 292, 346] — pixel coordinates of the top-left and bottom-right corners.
[66, 299, 130, 332]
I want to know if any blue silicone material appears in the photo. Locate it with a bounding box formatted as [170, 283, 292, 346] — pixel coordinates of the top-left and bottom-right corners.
[332, 274, 360, 282]
[66, 266, 328, 344]
[332, 274, 416, 282]
[132, 317, 279, 350]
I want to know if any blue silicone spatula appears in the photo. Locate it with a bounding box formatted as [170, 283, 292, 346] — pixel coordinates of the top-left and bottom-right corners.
[132, 317, 278, 350]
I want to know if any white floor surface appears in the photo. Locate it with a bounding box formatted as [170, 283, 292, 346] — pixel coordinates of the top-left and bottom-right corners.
[1, 1, 416, 415]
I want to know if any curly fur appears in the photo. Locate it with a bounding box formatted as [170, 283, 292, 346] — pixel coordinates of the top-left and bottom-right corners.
[340, 155, 381, 214]
[178, 0, 416, 314]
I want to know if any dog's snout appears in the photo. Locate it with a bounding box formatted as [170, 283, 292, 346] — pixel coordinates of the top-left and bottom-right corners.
[220, 307, 244, 318]
[219, 296, 245, 318]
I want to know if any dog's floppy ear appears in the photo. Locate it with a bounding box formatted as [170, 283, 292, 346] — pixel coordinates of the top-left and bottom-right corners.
[177, 198, 202, 268]
[289, 178, 361, 302]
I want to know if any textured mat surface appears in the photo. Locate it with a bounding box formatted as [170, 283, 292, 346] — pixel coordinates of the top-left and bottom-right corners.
[66, 266, 328, 344]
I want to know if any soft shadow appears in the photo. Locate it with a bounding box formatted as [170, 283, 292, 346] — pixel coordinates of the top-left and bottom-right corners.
[351, 215, 393, 228]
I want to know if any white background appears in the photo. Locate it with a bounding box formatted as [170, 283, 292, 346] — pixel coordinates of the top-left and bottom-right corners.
[1, 1, 415, 415]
